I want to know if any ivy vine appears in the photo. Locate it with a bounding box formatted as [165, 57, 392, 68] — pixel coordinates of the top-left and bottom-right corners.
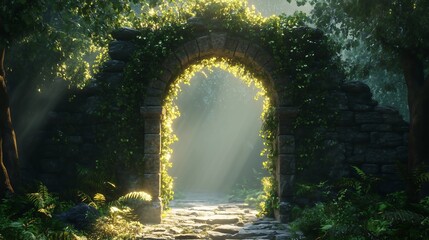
[92, 0, 339, 214]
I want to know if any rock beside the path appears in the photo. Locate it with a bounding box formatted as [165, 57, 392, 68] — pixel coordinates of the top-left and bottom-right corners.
[175, 233, 204, 239]
[169, 227, 183, 234]
[193, 215, 240, 224]
[207, 230, 232, 239]
[233, 229, 279, 238]
[213, 225, 241, 234]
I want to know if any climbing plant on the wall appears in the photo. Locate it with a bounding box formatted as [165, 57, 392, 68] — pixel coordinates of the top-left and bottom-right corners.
[93, 0, 339, 213]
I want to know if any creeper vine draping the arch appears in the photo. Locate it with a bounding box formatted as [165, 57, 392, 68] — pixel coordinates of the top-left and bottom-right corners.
[94, 0, 339, 223]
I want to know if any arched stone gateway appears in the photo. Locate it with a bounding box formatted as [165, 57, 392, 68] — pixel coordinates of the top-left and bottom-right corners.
[137, 31, 298, 223]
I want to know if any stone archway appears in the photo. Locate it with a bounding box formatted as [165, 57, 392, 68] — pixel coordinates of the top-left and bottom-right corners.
[137, 32, 297, 223]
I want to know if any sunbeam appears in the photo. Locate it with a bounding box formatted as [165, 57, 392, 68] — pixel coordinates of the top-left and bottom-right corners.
[170, 67, 266, 196]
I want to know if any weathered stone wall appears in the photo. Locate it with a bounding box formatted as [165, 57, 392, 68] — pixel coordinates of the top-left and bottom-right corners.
[334, 81, 408, 191]
[22, 87, 100, 192]
[23, 28, 409, 224]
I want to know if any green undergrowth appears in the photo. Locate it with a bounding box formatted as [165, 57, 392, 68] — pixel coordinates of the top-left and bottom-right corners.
[290, 167, 429, 240]
[0, 184, 152, 239]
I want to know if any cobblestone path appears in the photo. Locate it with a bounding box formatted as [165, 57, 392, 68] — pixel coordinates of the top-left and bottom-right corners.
[138, 193, 300, 240]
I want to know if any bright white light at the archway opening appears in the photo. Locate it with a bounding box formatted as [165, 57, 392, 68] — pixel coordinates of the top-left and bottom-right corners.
[170, 67, 266, 195]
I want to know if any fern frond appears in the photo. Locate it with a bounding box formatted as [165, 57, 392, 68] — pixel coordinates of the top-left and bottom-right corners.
[351, 166, 367, 181]
[337, 178, 360, 190]
[77, 191, 92, 203]
[27, 192, 44, 209]
[93, 193, 106, 206]
[117, 191, 152, 204]
[416, 172, 429, 184]
[383, 209, 425, 224]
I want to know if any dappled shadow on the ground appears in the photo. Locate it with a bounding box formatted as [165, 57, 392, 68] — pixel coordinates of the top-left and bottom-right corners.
[138, 192, 297, 239]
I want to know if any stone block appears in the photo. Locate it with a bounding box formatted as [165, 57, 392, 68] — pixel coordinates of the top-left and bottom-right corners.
[393, 123, 409, 132]
[142, 173, 160, 197]
[324, 143, 346, 162]
[278, 135, 295, 154]
[143, 97, 162, 106]
[254, 50, 272, 68]
[375, 106, 399, 114]
[355, 112, 383, 124]
[150, 79, 167, 91]
[338, 111, 354, 126]
[403, 133, 409, 145]
[370, 132, 403, 147]
[143, 154, 160, 173]
[111, 27, 139, 40]
[159, 69, 173, 83]
[352, 132, 370, 143]
[337, 128, 358, 142]
[196, 35, 212, 57]
[382, 112, 404, 124]
[353, 145, 367, 155]
[174, 46, 189, 68]
[341, 81, 371, 94]
[347, 154, 366, 163]
[278, 124, 294, 135]
[210, 33, 227, 51]
[381, 164, 397, 174]
[102, 60, 126, 72]
[278, 174, 295, 198]
[234, 40, 250, 59]
[245, 44, 260, 61]
[100, 72, 123, 87]
[360, 124, 392, 132]
[144, 134, 161, 154]
[277, 90, 294, 106]
[184, 40, 200, 61]
[145, 87, 163, 97]
[365, 148, 397, 164]
[140, 106, 163, 118]
[361, 164, 379, 175]
[224, 37, 239, 58]
[349, 103, 375, 111]
[395, 146, 408, 161]
[278, 107, 299, 120]
[277, 154, 295, 175]
[144, 118, 161, 134]
[108, 41, 135, 61]
[136, 197, 162, 224]
[262, 61, 278, 76]
[163, 55, 182, 76]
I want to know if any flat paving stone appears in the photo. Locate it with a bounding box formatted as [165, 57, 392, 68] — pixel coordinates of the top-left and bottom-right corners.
[138, 192, 297, 239]
[214, 225, 242, 234]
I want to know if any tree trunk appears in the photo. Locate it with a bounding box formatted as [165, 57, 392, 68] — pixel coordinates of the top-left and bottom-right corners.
[0, 48, 20, 197]
[400, 50, 429, 202]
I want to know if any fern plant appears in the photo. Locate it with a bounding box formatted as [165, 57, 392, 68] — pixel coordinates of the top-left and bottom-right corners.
[0, 184, 85, 240]
[290, 167, 429, 240]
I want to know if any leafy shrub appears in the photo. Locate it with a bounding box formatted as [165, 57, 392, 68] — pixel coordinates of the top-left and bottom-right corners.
[290, 168, 429, 240]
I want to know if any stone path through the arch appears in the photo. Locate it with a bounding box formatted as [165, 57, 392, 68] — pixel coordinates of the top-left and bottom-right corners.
[138, 193, 301, 240]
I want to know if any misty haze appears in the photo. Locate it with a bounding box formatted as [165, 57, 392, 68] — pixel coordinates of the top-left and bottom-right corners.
[170, 68, 266, 196]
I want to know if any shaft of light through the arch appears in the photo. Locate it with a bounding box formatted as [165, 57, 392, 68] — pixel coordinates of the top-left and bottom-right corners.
[169, 67, 266, 196]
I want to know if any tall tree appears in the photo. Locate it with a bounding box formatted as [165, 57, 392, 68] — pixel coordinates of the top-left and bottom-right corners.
[296, 0, 429, 200]
[0, 0, 162, 196]
[0, 0, 46, 195]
